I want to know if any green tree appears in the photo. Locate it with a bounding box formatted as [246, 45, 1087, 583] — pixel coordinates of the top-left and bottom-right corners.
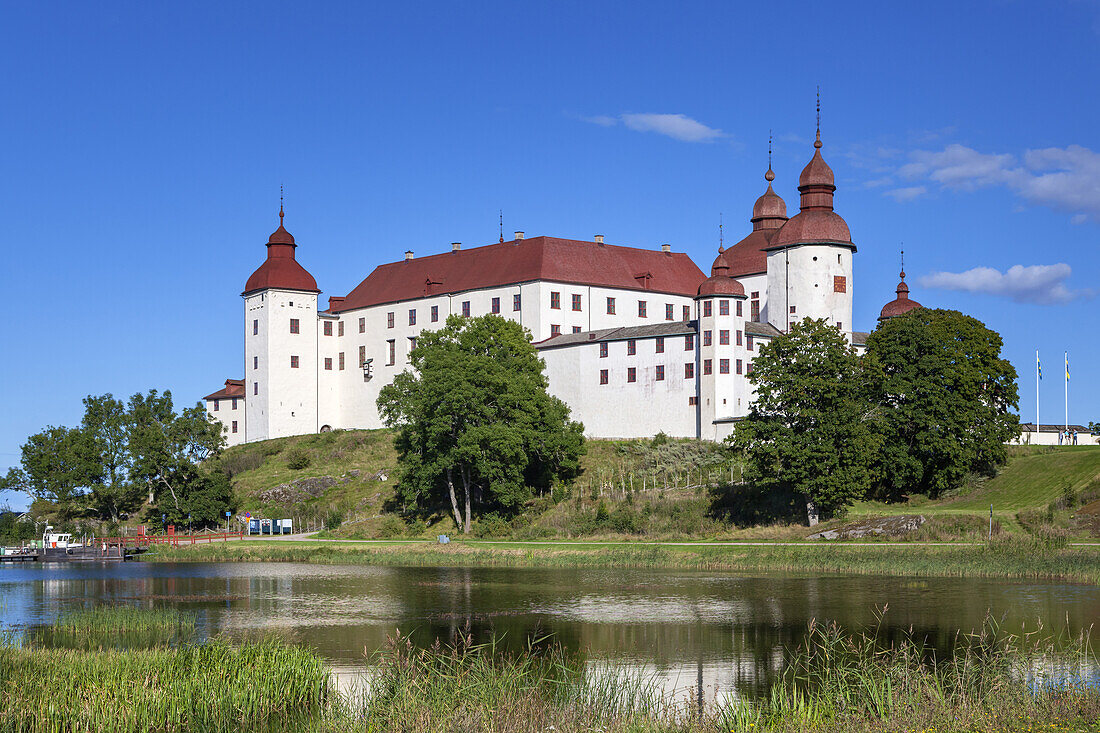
[378, 314, 584, 533]
[866, 308, 1020, 499]
[0, 425, 93, 518]
[126, 390, 226, 521]
[80, 394, 145, 521]
[730, 318, 881, 524]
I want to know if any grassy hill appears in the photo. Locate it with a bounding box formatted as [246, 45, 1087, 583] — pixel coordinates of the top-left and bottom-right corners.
[213, 431, 1100, 541]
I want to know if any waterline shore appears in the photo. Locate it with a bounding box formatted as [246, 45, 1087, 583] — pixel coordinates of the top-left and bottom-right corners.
[142, 536, 1100, 584]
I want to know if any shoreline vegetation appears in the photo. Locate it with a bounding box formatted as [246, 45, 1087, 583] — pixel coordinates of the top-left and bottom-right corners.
[2, 608, 1097, 732]
[143, 535, 1100, 585]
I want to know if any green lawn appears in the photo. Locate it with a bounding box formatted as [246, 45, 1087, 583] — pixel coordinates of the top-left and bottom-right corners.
[950, 446, 1100, 510]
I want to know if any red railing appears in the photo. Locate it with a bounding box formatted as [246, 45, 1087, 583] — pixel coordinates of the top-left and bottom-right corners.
[94, 532, 244, 548]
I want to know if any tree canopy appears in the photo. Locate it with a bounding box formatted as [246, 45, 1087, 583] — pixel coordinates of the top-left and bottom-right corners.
[378, 314, 585, 533]
[0, 390, 229, 525]
[866, 308, 1020, 499]
[730, 318, 881, 524]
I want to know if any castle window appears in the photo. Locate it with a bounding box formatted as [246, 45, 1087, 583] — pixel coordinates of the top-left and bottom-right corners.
[703, 359, 712, 375]
[338, 321, 344, 337]
[703, 330, 712, 346]
[599, 369, 609, 385]
[254, 382, 258, 395]
[513, 293, 522, 311]
[684, 363, 694, 379]
[703, 301, 712, 317]
[551, 325, 561, 337]
[253, 319, 258, 335]
[747, 363, 754, 375]
[638, 300, 647, 318]
[359, 345, 366, 366]
[231, 421, 238, 434]
[834, 275, 847, 293]
[387, 340, 395, 366]
[720, 330, 729, 345]
[232, 398, 237, 410]
[387, 312, 394, 328]
[290, 319, 300, 334]
[491, 297, 500, 314]
[359, 317, 365, 333]
[550, 291, 561, 309]
[750, 299, 760, 322]
[324, 358, 332, 370]
[431, 305, 439, 322]
[736, 359, 743, 375]
[719, 359, 729, 374]
[655, 365, 665, 381]
[838, 254, 842, 264]
[736, 330, 742, 346]
[572, 294, 582, 311]
[747, 336, 754, 351]
[409, 309, 416, 326]
[627, 340, 636, 356]
[683, 305, 691, 320]
[719, 300, 729, 316]
[606, 297, 616, 315]
[665, 304, 674, 321]
[324, 321, 333, 336]
[408, 337, 417, 356]
[688, 396, 698, 406]
[736, 301, 743, 317]
[655, 337, 664, 353]
[789, 305, 796, 314]
[291, 355, 299, 368]
[462, 301, 470, 317]
[254, 356, 258, 369]
[213, 400, 219, 412]
[339, 352, 345, 370]
[627, 367, 637, 383]
[837, 321, 843, 331]
[572, 326, 581, 333]
[599, 342, 608, 358]
[685, 334, 694, 351]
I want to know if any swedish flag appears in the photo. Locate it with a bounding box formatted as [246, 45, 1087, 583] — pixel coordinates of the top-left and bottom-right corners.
[1066, 353, 1070, 382]
[1037, 354, 1042, 381]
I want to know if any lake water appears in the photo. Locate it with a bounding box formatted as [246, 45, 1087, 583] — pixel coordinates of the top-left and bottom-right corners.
[2, 561, 1098, 701]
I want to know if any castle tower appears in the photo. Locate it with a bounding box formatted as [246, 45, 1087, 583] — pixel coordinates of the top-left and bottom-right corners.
[765, 121, 855, 335]
[695, 260, 748, 439]
[878, 260, 923, 321]
[242, 206, 321, 442]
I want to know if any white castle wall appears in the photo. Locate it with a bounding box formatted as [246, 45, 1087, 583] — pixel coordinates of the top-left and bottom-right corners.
[205, 398, 246, 447]
[766, 245, 853, 335]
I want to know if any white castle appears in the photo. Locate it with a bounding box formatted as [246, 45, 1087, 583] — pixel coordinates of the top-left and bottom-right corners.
[204, 132, 917, 445]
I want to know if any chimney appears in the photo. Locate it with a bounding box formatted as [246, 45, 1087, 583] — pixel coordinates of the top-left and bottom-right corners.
[594, 234, 604, 244]
[451, 242, 461, 252]
[661, 243, 671, 253]
[514, 231, 524, 240]
[328, 296, 345, 311]
[404, 250, 414, 261]
[588, 333, 596, 340]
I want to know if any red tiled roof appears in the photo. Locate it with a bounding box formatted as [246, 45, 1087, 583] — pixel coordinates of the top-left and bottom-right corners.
[204, 379, 245, 401]
[334, 236, 707, 312]
[878, 273, 923, 320]
[712, 230, 776, 278]
[243, 213, 320, 295]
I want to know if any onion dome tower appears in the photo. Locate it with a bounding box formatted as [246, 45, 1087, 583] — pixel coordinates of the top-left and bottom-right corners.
[879, 254, 923, 321]
[711, 146, 789, 279]
[765, 97, 855, 334]
[241, 200, 321, 444]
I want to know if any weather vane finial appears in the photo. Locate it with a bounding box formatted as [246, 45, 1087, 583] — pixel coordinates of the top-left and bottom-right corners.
[719, 212, 724, 252]
[815, 87, 822, 148]
[279, 184, 284, 223]
[499, 210, 504, 243]
[900, 247, 905, 279]
[766, 130, 775, 181]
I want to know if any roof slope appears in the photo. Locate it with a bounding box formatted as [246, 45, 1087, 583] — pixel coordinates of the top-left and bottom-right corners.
[204, 379, 245, 401]
[334, 236, 707, 312]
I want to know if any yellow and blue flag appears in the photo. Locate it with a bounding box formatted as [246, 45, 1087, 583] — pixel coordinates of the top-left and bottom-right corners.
[1037, 353, 1042, 380]
[1066, 353, 1069, 382]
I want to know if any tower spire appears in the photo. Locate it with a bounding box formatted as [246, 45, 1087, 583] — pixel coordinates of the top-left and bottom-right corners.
[718, 212, 724, 253]
[815, 87, 822, 149]
[766, 130, 775, 182]
[499, 210, 504, 243]
[900, 248, 905, 279]
[279, 184, 285, 224]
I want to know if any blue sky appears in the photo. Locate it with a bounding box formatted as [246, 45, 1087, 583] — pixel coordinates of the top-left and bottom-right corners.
[2, 1, 1098, 508]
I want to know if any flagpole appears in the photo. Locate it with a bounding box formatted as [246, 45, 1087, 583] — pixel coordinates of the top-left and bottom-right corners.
[1036, 349, 1040, 442]
[1065, 351, 1069, 433]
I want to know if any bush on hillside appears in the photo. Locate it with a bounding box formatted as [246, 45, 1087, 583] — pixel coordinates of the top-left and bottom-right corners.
[260, 442, 283, 456]
[218, 450, 263, 478]
[285, 449, 311, 470]
[377, 514, 405, 538]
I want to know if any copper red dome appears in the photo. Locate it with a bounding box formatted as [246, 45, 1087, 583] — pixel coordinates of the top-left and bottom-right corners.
[752, 183, 788, 224]
[770, 209, 852, 247]
[878, 272, 922, 320]
[243, 210, 319, 295]
[696, 269, 746, 298]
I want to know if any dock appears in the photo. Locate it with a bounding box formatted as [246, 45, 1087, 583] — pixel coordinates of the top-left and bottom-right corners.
[1, 531, 244, 563]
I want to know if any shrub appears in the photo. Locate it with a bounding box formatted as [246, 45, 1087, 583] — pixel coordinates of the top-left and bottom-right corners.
[259, 442, 283, 457]
[219, 450, 263, 478]
[377, 514, 406, 538]
[323, 509, 345, 530]
[285, 449, 311, 470]
[473, 513, 512, 538]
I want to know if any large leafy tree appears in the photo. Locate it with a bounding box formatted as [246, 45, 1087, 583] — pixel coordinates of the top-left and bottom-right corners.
[80, 394, 146, 520]
[0, 425, 94, 518]
[378, 314, 584, 533]
[730, 318, 881, 524]
[866, 308, 1019, 499]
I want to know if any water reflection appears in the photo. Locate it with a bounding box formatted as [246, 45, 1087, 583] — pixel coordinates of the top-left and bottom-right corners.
[2, 562, 1098, 700]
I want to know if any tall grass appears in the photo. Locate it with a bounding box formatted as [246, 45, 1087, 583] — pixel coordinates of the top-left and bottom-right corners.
[27, 606, 197, 650]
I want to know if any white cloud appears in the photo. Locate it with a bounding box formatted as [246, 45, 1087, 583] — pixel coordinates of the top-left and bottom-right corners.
[918, 263, 1094, 305]
[582, 113, 725, 142]
[884, 185, 927, 202]
[892, 143, 1100, 222]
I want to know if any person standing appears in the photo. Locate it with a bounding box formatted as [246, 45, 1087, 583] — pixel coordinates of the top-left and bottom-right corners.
[1058, 429, 1063, 445]
[1073, 429, 1078, 445]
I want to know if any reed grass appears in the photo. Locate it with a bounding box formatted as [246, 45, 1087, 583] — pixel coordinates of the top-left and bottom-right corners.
[27, 606, 197, 650]
[145, 534, 1100, 584]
